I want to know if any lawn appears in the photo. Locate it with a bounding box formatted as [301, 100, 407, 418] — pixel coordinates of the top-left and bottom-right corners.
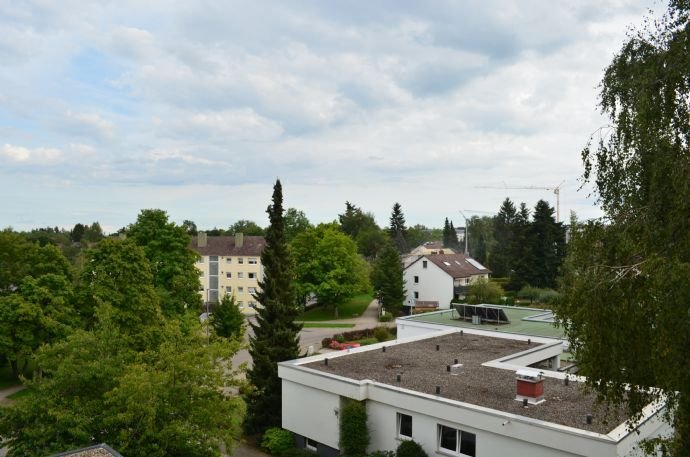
[301, 323, 356, 328]
[298, 293, 373, 321]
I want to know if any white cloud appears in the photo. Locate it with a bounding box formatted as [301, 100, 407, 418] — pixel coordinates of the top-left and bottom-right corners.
[1, 144, 62, 163]
[63, 111, 115, 139]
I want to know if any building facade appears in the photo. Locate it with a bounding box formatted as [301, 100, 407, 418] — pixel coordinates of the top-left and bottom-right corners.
[191, 232, 265, 315]
[404, 254, 490, 311]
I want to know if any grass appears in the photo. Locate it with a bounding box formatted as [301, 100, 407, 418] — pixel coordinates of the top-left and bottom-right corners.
[300, 322, 356, 328]
[297, 293, 373, 321]
[7, 387, 32, 401]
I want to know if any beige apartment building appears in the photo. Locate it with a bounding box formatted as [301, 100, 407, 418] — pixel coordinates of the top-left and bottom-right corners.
[191, 232, 265, 315]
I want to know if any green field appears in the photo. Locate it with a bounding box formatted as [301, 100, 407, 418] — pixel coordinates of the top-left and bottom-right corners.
[300, 323, 356, 328]
[298, 293, 373, 321]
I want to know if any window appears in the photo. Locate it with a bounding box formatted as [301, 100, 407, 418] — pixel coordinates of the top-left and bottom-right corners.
[248, 258, 258, 265]
[237, 301, 243, 306]
[248, 272, 257, 279]
[226, 257, 232, 264]
[248, 287, 256, 294]
[237, 272, 244, 279]
[238, 258, 244, 264]
[438, 425, 475, 456]
[414, 291, 419, 299]
[397, 413, 412, 439]
[226, 286, 232, 292]
[226, 272, 232, 278]
[305, 438, 317, 452]
[209, 256, 218, 261]
[414, 275, 419, 284]
[422, 260, 428, 269]
[238, 287, 244, 293]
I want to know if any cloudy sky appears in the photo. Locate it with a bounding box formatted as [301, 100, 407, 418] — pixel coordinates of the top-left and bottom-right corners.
[0, 0, 660, 232]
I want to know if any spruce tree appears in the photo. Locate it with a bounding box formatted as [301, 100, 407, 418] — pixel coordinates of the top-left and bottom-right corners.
[389, 202, 408, 253]
[489, 198, 517, 277]
[372, 241, 406, 315]
[442, 217, 452, 248]
[528, 200, 565, 288]
[509, 203, 534, 289]
[245, 180, 302, 433]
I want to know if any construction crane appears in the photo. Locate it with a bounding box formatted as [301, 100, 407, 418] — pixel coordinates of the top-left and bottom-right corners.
[475, 180, 565, 222]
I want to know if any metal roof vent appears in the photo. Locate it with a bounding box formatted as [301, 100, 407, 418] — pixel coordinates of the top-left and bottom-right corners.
[515, 369, 545, 405]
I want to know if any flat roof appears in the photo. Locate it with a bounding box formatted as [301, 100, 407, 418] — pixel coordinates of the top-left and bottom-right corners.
[303, 332, 626, 434]
[401, 306, 565, 339]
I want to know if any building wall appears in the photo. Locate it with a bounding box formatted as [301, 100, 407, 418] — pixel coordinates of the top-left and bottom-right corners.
[196, 254, 263, 314]
[404, 259, 454, 310]
[283, 380, 341, 450]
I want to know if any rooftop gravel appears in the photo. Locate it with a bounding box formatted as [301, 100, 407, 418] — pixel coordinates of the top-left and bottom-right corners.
[304, 333, 627, 434]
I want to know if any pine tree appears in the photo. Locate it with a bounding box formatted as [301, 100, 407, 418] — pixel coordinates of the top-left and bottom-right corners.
[442, 218, 452, 248]
[509, 203, 533, 289]
[489, 198, 517, 277]
[245, 180, 302, 433]
[527, 200, 565, 288]
[389, 203, 408, 253]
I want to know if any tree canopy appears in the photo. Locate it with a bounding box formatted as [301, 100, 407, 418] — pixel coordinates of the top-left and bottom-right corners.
[291, 223, 371, 308]
[388, 202, 408, 253]
[371, 240, 405, 315]
[127, 209, 201, 316]
[556, 3, 690, 455]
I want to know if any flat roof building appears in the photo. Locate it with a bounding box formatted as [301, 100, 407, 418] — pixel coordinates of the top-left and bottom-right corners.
[279, 329, 670, 457]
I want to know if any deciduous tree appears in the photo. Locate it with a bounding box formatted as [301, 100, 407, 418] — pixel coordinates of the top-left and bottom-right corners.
[557, 3, 690, 454]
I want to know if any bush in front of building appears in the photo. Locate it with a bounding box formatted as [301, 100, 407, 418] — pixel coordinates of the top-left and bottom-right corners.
[261, 427, 294, 456]
[373, 326, 391, 342]
[339, 400, 369, 457]
[379, 311, 394, 322]
[396, 439, 429, 457]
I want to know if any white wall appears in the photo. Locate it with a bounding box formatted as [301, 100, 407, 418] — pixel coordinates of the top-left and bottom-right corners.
[283, 380, 342, 450]
[404, 258, 454, 309]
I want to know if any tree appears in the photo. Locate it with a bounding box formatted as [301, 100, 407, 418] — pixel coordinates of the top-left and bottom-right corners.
[284, 208, 312, 242]
[442, 218, 453, 248]
[228, 220, 265, 236]
[526, 200, 565, 288]
[338, 202, 384, 257]
[508, 203, 534, 290]
[82, 222, 104, 243]
[291, 224, 371, 309]
[339, 400, 369, 457]
[388, 203, 408, 253]
[76, 238, 163, 350]
[245, 180, 302, 433]
[372, 241, 406, 315]
[70, 223, 86, 242]
[127, 209, 201, 316]
[467, 216, 495, 264]
[556, 4, 690, 455]
[0, 314, 244, 457]
[212, 294, 245, 339]
[181, 219, 198, 235]
[466, 278, 504, 304]
[489, 198, 517, 277]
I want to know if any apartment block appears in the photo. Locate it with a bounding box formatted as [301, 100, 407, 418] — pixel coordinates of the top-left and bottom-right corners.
[191, 232, 265, 315]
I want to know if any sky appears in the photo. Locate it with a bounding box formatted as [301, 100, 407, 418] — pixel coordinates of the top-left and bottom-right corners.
[0, 0, 661, 233]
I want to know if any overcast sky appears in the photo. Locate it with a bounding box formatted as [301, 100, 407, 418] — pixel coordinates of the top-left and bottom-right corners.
[1, 1, 660, 233]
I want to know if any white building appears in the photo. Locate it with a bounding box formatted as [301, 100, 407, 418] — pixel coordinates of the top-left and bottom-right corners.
[279, 330, 670, 457]
[404, 254, 490, 311]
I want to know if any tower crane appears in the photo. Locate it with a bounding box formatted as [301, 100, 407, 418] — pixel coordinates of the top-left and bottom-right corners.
[475, 180, 565, 222]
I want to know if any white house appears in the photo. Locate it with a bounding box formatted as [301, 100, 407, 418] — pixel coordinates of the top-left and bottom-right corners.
[404, 254, 490, 311]
[279, 329, 671, 457]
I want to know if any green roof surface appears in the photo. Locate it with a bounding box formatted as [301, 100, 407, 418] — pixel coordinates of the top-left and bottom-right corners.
[402, 306, 565, 339]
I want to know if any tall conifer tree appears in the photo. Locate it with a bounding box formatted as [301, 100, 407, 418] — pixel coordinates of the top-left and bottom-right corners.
[389, 202, 408, 253]
[245, 180, 302, 433]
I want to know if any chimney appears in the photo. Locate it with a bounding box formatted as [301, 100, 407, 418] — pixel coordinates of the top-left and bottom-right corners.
[235, 232, 244, 248]
[515, 369, 545, 405]
[198, 231, 207, 247]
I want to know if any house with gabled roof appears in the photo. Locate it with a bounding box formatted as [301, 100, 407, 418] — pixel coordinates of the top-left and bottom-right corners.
[404, 254, 490, 312]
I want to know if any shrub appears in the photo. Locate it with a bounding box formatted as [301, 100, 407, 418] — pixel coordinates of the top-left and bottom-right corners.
[537, 289, 561, 305]
[340, 400, 369, 457]
[379, 312, 393, 322]
[321, 337, 333, 348]
[335, 334, 345, 343]
[373, 326, 391, 342]
[467, 278, 504, 304]
[396, 440, 429, 457]
[261, 427, 294, 456]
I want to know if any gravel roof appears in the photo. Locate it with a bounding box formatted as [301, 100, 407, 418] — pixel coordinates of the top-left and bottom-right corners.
[304, 333, 627, 434]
